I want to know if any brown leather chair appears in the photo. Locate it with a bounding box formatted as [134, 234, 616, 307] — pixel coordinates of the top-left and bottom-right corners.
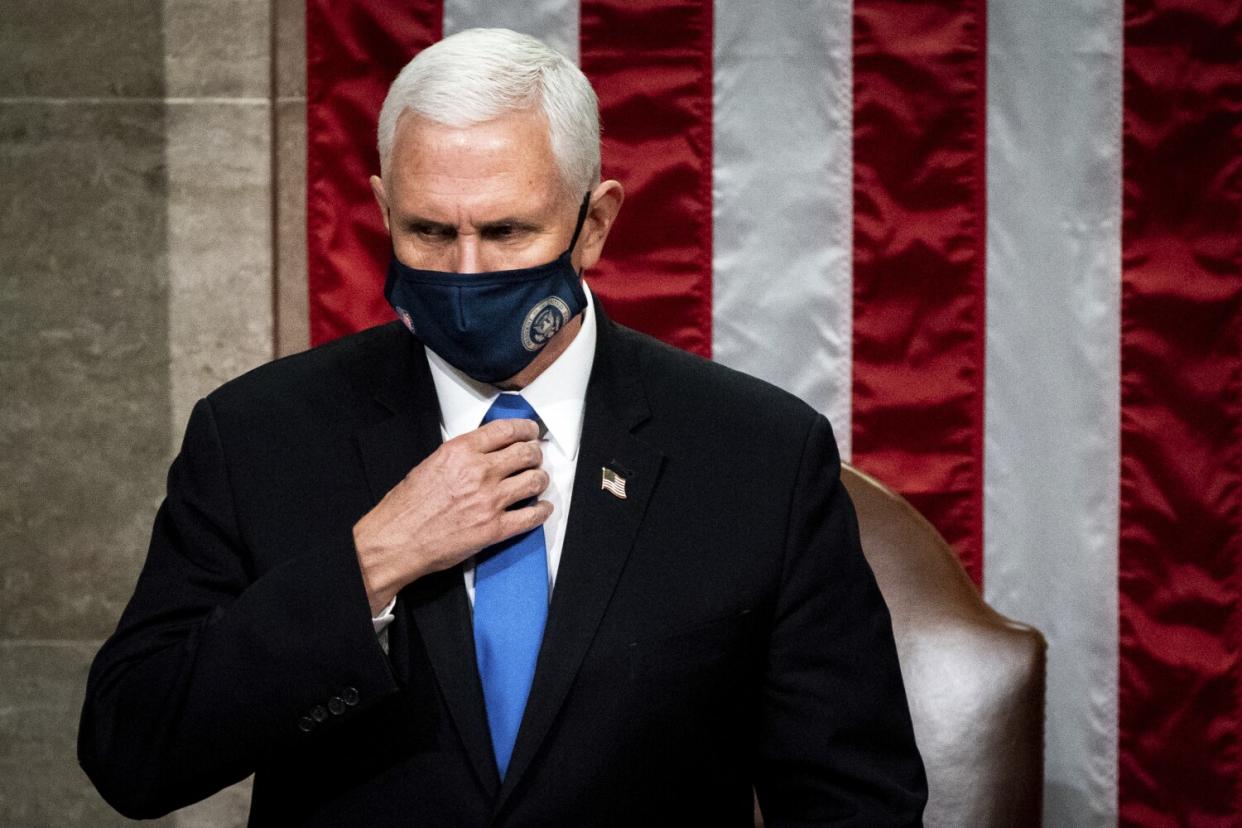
[756, 463, 1046, 827]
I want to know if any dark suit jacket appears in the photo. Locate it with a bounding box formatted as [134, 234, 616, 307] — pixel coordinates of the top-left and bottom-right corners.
[79, 310, 926, 826]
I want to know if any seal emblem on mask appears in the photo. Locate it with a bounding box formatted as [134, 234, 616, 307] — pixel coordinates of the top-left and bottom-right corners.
[521, 296, 572, 351]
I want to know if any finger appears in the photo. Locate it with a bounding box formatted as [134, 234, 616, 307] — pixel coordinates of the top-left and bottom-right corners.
[488, 439, 543, 479]
[465, 418, 540, 453]
[494, 499, 554, 542]
[496, 468, 549, 508]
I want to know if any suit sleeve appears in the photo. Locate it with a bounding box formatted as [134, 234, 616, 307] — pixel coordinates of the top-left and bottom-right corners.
[78, 397, 400, 819]
[753, 414, 928, 826]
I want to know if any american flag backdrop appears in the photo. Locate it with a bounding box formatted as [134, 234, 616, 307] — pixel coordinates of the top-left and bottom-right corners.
[304, 1, 1242, 824]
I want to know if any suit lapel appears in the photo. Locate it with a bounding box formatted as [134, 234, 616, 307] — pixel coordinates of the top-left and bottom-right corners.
[352, 329, 500, 795]
[494, 313, 666, 813]
[353, 331, 441, 520]
[401, 571, 500, 793]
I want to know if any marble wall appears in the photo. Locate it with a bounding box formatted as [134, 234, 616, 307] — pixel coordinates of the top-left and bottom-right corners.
[0, 1, 307, 823]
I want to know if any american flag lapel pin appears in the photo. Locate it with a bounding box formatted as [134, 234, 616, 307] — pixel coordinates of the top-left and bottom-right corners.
[600, 466, 628, 500]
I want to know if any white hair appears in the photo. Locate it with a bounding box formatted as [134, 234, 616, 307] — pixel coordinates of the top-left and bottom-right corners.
[377, 28, 600, 195]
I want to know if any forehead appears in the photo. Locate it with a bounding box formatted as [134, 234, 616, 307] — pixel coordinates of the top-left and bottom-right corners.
[385, 109, 564, 217]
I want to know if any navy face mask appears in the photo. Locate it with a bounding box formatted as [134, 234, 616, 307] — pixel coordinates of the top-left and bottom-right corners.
[384, 194, 591, 385]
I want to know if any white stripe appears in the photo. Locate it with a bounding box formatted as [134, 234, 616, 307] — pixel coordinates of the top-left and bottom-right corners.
[443, 0, 580, 64]
[984, 1, 1123, 824]
[711, 0, 854, 457]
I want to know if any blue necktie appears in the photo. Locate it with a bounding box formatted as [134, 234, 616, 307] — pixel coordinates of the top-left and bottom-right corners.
[474, 393, 548, 779]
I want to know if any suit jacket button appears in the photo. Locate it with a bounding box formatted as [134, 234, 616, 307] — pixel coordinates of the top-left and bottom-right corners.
[328, 696, 345, 716]
[310, 705, 328, 722]
[297, 716, 315, 732]
[342, 686, 360, 706]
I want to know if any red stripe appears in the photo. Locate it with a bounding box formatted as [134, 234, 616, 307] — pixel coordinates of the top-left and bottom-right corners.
[850, 0, 988, 583]
[1118, 1, 1242, 821]
[306, 1, 442, 345]
[579, 0, 713, 357]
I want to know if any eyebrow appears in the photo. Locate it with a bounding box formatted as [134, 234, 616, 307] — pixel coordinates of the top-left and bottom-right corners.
[402, 215, 543, 234]
[479, 218, 542, 233]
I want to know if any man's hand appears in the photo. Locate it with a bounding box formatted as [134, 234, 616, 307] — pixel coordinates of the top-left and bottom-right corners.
[352, 418, 551, 615]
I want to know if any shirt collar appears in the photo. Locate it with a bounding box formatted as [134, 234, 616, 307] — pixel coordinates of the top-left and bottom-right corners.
[425, 282, 597, 461]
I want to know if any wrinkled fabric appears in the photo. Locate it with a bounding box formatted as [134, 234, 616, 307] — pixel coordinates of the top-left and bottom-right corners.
[851, 0, 988, 583]
[983, 0, 1124, 825]
[711, 0, 855, 457]
[1119, 0, 1242, 822]
[307, 1, 443, 345]
[579, 0, 715, 358]
[443, 0, 579, 64]
[303, 3, 1242, 823]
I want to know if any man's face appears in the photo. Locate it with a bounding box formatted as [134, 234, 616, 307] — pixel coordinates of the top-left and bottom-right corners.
[373, 108, 583, 274]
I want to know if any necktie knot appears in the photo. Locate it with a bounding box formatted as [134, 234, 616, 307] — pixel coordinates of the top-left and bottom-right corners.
[482, 393, 539, 425]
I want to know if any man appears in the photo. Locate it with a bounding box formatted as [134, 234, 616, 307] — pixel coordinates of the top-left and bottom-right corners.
[80, 28, 926, 826]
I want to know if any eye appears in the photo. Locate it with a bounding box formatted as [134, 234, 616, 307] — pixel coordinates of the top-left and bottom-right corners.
[410, 222, 454, 242]
[483, 224, 519, 241]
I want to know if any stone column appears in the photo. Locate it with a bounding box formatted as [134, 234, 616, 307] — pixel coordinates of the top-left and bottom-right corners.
[0, 1, 295, 823]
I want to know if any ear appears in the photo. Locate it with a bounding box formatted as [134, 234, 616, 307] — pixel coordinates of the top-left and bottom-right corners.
[574, 179, 625, 271]
[370, 175, 391, 234]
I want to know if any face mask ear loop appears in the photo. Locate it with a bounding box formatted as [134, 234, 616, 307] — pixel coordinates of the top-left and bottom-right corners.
[565, 192, 592, 261]
[559, 193, 593, 311]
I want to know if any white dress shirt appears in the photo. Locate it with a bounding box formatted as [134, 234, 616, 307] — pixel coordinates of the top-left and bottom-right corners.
[371, 284, 598, 633]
